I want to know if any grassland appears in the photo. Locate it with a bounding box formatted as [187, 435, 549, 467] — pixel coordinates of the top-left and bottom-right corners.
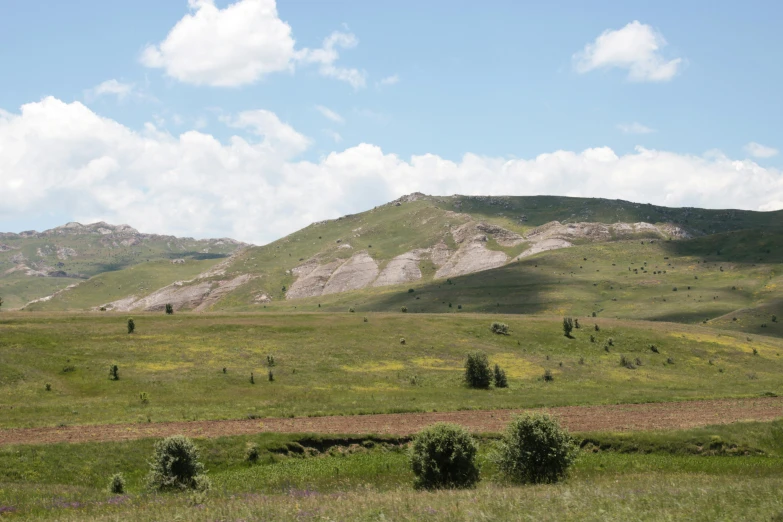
[2, 421, 783, 520]
[1, 312, 782, 429]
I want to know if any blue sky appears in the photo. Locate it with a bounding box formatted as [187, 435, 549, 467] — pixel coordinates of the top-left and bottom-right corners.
[1, 0, 781, 243]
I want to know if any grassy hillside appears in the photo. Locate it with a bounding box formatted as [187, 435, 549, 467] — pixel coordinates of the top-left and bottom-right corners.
[0, 222, 242, 309]
[1, 312, 781, 429]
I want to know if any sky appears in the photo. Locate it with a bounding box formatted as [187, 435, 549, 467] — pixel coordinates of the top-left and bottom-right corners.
[1, 0, 781, 244]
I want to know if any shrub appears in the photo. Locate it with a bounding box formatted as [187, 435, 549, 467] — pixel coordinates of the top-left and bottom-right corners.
[409, 423, 479, 489]
[268, 370, 274, 382]
[457, 304, 462, 310]
[401, 306, 408, 313]
[250, 372, 255, 384]
[464, 352, 492, 389]
[574, 319, 580, 329]
[363, 316, 368, 322]
[139, 392, 149, 404]
[562, 317, 574, 337]
[542, 369, 553, 382]
[408, 288, 415, 293]
[594, 324, 600, 332]
[773, 315, 778, 323]
[266, 355, 275, 367]
[495, 413, 578, 484]
[753, 348, 759, 356]
[109, 364, 119, 381]
[635, 357, 643, 367]
[165, 303, 174, 315]
[45, 383, 51, 391]
[108, 473, 126, 494]
[127, 318, 135, 334]
[147, 435, 207, 491]
[591, 311, 596, 318]
[667, 357, 675, 365]
[245, 443, 260, 463]
[349, 307, 355, 313]
[490, 322, 509, 335]
[493, 364, 508, 388]
[590, 335, 595, 343]
[400, 338, 406, 345]
[649, 345, 659, 354]
[620, 355, 636, 369]
[607, 337, 614, 346]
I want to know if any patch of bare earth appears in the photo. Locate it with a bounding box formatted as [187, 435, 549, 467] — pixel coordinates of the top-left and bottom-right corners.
[1, 397, 781, 446]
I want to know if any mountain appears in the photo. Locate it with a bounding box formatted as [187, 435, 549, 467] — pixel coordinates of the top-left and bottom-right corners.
[14, 195, 783, 338]
[0, 222, 246, 309]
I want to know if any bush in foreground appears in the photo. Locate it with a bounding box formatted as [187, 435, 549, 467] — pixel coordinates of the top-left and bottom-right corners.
[108, 473, 126, 494]
[490, 322, 509, 335]
[493, 364, 508, 388]
[147, 435, 208, 491]
[495, 413, 578, 484]
[410, 423, 479, 489]
[464, 351, 492, 389]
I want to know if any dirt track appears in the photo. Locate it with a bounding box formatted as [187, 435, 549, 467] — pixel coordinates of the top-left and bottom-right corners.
[1, 397, 781, 446]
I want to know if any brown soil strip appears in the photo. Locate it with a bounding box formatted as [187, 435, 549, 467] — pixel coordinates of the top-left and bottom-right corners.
[1, 397, 781, 446]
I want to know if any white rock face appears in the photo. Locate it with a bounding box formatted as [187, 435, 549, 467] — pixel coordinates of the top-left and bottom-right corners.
[286, 260, 343, 299]
[322, 252, 379, 295]
[515, 238, 573, 259]
[435, 240, 508, 278]
[373, 251, 423, 287]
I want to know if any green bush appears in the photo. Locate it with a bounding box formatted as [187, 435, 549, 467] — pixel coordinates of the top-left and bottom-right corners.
[495, 413, 578, 484]
[127, 318, 135, 334]
[464, 351, 492, 389]
[245, 442, 260, 463]
[165, 303, 174, 315]
[493, 364, 508, 388]
[401, 306, 408, 313]
[490, 322, 509, 335]
[108, 364, 119, 381]
[562, 317, 574, 337]
[147, 435, 207, 491]
[108, 473, 126, 494]
[409, 423, 479, 489]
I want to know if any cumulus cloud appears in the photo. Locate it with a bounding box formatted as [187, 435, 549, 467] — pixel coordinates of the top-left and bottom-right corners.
[316, 105, 344, 124]
[617, 122, 656, 134]
[85, 79, 137, 101]
[140, 0, 363, 88]
[1, 97, 782, 245]
[574, 21, 683, 82]
[744, 142, 779, 159]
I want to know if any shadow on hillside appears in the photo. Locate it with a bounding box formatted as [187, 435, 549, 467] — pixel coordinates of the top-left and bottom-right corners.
[660, 228, 783, 265]
[365, 261, 561, 315]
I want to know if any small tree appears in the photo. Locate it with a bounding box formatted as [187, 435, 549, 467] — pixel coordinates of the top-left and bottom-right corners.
[493, 364, 508, 388]
[0, 296, 3, 310]
[108, 473, 126, 494]
[250, 372, 255, 384]
[562, 317, 574, 338]
[490, 322, 509, 335]
[401, 306, 408, 313]
[165, 303, 174, 315]
[495, 413, 578, 484]
[464, 351, 492, 389]
[127, 318, 135, 334]
[147, 435, 207, 491]
[574, 319, 580, 329]
[409, 423, 479, 489]
[268, 370, 274, 382]
[109, 364, 119, 381]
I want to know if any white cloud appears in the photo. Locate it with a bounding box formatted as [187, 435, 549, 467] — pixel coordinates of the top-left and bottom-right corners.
[85, 79, 136, 101]
[377, 74, 399, 87]
[316, 105, 344, 124]
[323, 129, 343, 143]
[140, 0, 364, 88]
[2, 97, 782, 245]
[574, 21, 683, 82]
[617, 122, 656, 134]
[296, 32, 366, 89]
[744, 142, 779, 159]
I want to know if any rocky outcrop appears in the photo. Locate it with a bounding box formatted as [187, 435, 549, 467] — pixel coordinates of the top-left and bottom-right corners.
[322, 252, 379, 295]
[287, 260, 343, 299]
[373, 251, 424, 287]
[515, 238, 572, 259]
[435, 240, 508, 278]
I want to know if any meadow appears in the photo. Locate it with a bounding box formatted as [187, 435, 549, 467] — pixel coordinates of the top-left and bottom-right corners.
[1, 312, 782, 429]
[2, 421, 783, 520]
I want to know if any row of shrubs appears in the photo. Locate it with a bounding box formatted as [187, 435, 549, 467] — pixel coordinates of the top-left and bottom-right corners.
[109, 414, 577, 494]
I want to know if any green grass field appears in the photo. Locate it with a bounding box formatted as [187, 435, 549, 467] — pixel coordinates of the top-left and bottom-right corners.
[2, 421, 783, 520]
[1, 312, 782, 429]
